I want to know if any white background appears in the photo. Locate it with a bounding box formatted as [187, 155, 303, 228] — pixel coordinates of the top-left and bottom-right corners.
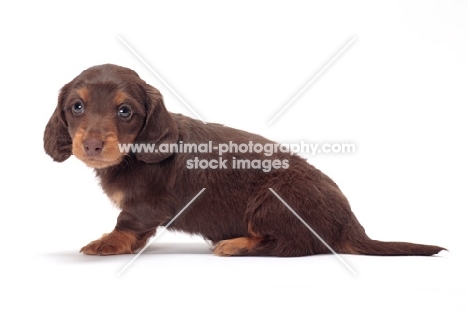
[1, 1, 467, 310]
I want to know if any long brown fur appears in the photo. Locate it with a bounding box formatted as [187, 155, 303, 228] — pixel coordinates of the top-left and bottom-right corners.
[44, 64, 445, 257]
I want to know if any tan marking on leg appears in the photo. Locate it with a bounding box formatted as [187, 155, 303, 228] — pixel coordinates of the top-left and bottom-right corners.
[80, 229, 138, 255]
[133, 230, 156, 251]
[214, 237, 263, 256]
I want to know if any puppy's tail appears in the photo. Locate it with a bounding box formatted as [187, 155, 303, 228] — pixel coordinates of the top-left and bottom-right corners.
[348, 238, 446, 256]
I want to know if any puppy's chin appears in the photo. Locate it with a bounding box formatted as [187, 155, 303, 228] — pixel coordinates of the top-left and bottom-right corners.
[74, 154, 124, 169]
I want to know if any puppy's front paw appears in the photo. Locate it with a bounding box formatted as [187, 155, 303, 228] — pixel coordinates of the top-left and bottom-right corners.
[80, 229, 137, 255]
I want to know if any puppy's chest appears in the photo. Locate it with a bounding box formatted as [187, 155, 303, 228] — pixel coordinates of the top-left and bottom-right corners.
[99, 177, 127, 210]
[107, 189, 125, 209]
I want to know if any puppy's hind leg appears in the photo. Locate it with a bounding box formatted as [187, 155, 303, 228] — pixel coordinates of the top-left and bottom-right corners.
[223, 189, 327, 257]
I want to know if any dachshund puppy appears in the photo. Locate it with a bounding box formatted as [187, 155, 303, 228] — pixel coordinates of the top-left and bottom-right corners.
[44, 64, 444, 256]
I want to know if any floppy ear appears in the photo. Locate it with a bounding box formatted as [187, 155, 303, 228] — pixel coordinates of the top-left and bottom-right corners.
[43, 84, 73, 162]
[135, 84, 179, 163]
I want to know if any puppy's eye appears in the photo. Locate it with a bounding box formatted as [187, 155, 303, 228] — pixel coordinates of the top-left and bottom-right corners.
[72, 101, 84, 114]
[118, 105, 132, 119]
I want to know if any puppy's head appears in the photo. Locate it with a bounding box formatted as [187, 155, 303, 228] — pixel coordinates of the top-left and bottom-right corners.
[44, 64, 179, 168]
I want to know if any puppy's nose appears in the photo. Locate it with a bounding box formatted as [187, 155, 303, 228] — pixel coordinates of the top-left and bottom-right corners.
[83, 139, 103, 156]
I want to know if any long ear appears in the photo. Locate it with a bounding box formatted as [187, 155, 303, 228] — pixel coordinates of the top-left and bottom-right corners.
[43, 84, 73, 162]
[135, 84, 179, 163]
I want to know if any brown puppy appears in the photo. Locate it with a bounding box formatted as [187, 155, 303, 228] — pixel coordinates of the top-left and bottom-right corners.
[44, 64, 444, 256]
